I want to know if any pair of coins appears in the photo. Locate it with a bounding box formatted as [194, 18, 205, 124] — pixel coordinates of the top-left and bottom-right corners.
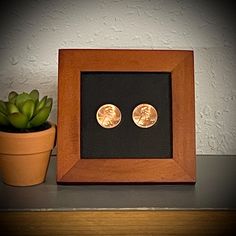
[96, 104, 158, 129]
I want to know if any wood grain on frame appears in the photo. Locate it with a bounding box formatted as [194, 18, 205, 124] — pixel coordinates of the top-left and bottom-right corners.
[57, 49, 195, 183]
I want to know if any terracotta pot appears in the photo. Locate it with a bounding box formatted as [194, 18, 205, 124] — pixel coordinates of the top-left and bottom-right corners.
[0, 123, 56, 186]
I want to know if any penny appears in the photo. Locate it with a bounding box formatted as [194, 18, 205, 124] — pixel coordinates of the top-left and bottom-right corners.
[132, 104, 158, 128]
[96, 104, 122, 129]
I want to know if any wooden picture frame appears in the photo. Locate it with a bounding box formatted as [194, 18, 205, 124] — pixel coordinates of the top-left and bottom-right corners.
[57, 49, 195, 183]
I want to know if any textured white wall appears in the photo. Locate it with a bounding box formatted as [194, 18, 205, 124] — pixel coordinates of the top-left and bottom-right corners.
[0, 0, 235, 154]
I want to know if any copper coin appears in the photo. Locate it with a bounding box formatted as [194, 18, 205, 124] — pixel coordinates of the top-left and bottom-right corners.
[96, 104, 122, 129]
[132, 104, 158, 128]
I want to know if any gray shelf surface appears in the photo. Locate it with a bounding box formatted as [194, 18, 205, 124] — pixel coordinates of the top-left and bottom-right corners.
[0, 156, 236, 211]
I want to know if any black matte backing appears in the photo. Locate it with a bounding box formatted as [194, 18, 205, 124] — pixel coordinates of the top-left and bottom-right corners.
[81, 72, 172, 158]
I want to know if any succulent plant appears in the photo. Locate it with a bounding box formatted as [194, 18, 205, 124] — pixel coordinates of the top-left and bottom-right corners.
[0, 90, 52, 130]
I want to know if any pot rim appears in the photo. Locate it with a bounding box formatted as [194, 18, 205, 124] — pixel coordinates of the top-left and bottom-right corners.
[0, 122, 56, 138]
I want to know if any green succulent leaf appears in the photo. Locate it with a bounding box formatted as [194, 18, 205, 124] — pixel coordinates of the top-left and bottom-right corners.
[21, 100, 35, 119]
[34, 96, 47, 115]
[30, 106, 51, 127]
[0, 100, 7, 115]
[29, 89, 39, 102]
[0, 111, 10, 126]
[16, 93, 33, 110]
[6, 102, 19, 114]
[8, 112, 29, 129]
[8, 91, 18, 103]
[1, 90, 52, 130]
[45, 98, 53, 109]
